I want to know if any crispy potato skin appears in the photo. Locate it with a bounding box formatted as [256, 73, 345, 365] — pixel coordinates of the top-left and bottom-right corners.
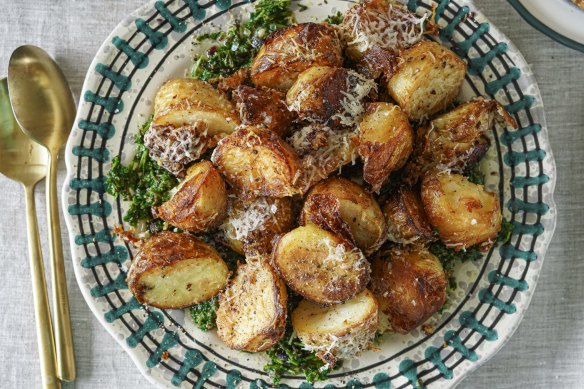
[340, 0, 438, 61]
[251, 23, 344, 91]
[127, 231, 229, 309]
[387, 41, 466, 121]
[292, 289, 378, 367]
[382, 186, 436, 244]
[358, 103, 414, 193]
[370, 245, 447, 334]
[220, 194, 295, 256]
[406, 97, 514, 183]
[153, 78, 239, 137]
[232, 85, 295, 137]
[421, 171, 502, 250]
[154, 161, 228, 232]
[211, 126, 302, 199]
[273, 224, 371, 306]
[300, 177, 386, 255]
[286, 66, 375, 127]
[217, 262, 288, 352]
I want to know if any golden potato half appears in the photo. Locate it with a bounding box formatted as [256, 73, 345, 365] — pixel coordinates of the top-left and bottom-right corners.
[382, 186, 436, 244]
[341, 0, 436, 60]
[251, 23, 344, 91]
[370, 245, 447, 334]
[286, 66, 377, 127]
[154, 161, 228, 232]
[219, 194, 295, 256]
[232, 85, 295, 137]
[127, 231, 229, 309]
[387, 41, 466, 121]
[292, 289, 378, 367]
[211, 126, 302, 199]
[300, 177, 386, 255]
[421, 170, 502, 250]
[358, 103, 414, 193]
[217, 262, 287, 352]
[273, 224, 370, 306]
[153, 78, 239, 137]
[287, 124, 359, 193]
[407, 97, 514, 182]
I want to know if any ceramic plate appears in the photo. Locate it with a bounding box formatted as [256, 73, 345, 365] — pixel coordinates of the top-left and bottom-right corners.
[62, 0, 557, 387]
[507, 0, 584, 52]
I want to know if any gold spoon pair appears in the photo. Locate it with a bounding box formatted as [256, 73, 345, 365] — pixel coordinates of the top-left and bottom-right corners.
[0, 46, 77, 388]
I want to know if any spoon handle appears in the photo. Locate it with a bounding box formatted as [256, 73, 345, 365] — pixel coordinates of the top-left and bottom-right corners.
[24, 184, 61, 389]
[47, 152, 76, 382]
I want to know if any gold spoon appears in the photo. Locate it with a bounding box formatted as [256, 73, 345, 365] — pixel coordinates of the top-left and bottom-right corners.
[0, 78, 60, 389]
[8, 45, 76, 382]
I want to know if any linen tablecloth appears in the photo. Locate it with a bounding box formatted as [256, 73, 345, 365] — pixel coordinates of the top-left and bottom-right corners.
[1, 0, 583, 387]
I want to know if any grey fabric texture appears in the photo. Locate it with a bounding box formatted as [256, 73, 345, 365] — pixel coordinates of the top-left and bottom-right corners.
[0, 0, 582, 388]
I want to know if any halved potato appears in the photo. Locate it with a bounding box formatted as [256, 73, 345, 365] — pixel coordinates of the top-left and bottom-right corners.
[219, 193, 295, 256]
[300, 177, 386, 255]
[406, 97, 517, 183]
[358, 102, 414, 193]
[217, 262, 287, 352]
[382, 186, 436, 244]
[232, 85, 295, 137]
[370, 245, 447, 334]
[421, 170, 502, 250]
[273, 224, 370, 306]
[145, 78, 240, 175]
[251, 23, 344, 91]
[341, 0, 437, 61]
[387, 41, 466, 121]
[287, 124, 359, 193]
[127, 231, 229, 309]
[291, 289, 378, 367]
[286, 66, 377, 127]
[211, 126, 302, 199]
[153, 161, 227, 232]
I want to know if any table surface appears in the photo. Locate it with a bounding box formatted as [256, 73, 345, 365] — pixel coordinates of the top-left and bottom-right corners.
[1, 0, 583, 388]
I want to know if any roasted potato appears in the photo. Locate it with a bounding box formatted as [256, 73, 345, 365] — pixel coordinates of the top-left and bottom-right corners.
[153, 161, 228, 232]
[251, 23, 344, 91]
[382, 186, 436, 244]
[287, 124, 359, 193]
[232, 85, 295, 137]
[273, 223, 370, 306]
[370, 245, 447, 334]
[358, 103, 414, 192]
[406, 97, 517, 183]
[387, 41, 466, 121]
[421, 170, 502, 250]
[220, 194, 295, 256]
[217, 262, 287, 352]
[211, 126, 302, 199]
[300, 177, 386, 255]
[145, 78, 240, 175]
[292, 289, 378, 367]
[341, 0, 437, 61]
[127, 231, 229, 309]
[286, 66, 377, 127]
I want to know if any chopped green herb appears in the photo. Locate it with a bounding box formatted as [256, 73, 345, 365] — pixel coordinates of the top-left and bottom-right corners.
[324, 11, 344, 25]
[464, 163, 485, 185]
[190, 297, 219, 331]
[297, 3, 308, 11]
[498, 218, 515, 244]
[105, 118, 178, 227]
[263, 290, 335, 385]
[192, 0, 294, 81]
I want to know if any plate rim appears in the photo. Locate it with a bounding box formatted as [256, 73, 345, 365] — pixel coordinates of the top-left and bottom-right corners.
[507, 0, 584, 53]
[61, 0, 558, 387]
